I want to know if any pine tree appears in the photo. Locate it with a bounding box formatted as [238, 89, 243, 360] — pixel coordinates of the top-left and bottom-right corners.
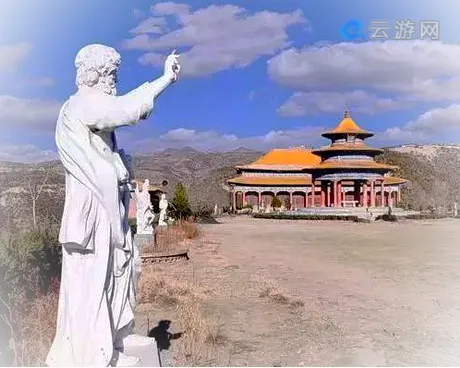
[170, 182, 192, 220]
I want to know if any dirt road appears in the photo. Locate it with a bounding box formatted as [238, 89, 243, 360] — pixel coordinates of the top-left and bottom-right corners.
[141, 217, 460, 366]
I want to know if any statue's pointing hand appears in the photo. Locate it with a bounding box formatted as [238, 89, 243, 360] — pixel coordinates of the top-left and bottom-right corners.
[164, 50, 180, 82]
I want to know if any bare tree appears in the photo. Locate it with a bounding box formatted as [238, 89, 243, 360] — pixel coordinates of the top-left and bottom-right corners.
[27, 166, 51, 230]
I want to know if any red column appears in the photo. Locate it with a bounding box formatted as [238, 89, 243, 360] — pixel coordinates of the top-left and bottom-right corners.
[258, 192, 262, 206]
[337, 181, 342, 207]
[304, 191, 308, 208]
[388, 190, 393, 207]
[242, 192, 246, 206]
[332, 180, 337, 207]
[397, 188, 401, 204]
[289, 192, 293, 209]
[232, 190, 237, 210]
[354, 182, 360, 206]
[311, 182, 316, 207]
[320, 183, 325, 207]
[381, 181, 385, 207]
[370, 180, 375, 207]
[363, 182, 368, 208]
[327, 183, 331, 207]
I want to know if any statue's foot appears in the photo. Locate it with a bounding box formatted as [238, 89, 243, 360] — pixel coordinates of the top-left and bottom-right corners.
[112, 351, 140, 367]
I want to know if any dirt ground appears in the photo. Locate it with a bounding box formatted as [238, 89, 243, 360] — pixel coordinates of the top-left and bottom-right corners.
[137, 217, 460, 366]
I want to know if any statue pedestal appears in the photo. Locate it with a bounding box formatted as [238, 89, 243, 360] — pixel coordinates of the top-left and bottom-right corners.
[134, 233, 154, 251]
[122, 339, 161, 367]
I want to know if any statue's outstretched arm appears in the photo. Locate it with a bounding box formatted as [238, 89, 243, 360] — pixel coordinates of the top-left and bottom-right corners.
[82, 51, 180, 131]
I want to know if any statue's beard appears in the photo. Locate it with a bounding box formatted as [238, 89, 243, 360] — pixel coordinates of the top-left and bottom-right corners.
[94, 78, 117, 96]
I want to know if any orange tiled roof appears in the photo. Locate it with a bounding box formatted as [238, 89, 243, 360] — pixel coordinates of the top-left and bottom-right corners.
[227, 176, 312, 186]
[383, 176, 407, 185]
[237, 147, 321, 171]
[312, 160, 396, 170]
[227, 175, 406, 186]
[322, 111, 373, 137]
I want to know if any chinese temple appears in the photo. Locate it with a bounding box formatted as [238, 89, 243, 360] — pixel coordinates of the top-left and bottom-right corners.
[228, 110, 407, 210]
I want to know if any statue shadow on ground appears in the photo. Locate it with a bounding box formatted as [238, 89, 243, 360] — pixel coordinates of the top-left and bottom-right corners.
[148, 320, 183, 351]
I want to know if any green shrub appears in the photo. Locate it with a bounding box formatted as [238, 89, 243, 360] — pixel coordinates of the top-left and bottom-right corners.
[192, 204, 215, 222]
[0, 225, 62, 365]
[170, 182, 192, 220]
[128, 218, 137, 235]
[354, 217, 371, 223]
[381, 214, 398, 222]
[271, 196, 282, 208]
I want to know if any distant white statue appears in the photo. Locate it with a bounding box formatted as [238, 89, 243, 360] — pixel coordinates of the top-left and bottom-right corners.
[158, 193, 168, 226]
[135, 179, 154, 235]
[144, 203, 156, 228]
[454, 202, 458, 217]
[214, 203, 218, 216]
[48, 44, 180, 367]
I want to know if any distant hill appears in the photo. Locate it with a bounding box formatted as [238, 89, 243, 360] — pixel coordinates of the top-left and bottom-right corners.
[378, 144, 460, 210]
[1, 144, 460, 229]
[0, 148, 262, 228]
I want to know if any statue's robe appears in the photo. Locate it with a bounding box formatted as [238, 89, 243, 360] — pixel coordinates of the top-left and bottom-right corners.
[47, 83, 155, 367]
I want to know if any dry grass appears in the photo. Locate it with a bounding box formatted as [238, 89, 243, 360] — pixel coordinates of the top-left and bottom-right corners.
[144, 221, 199, 253]
[256, 275, 305, 309]
[1, 290, 58, 366]
[174, 298, 226, 366]
[138, 268, 200, 307]
[138, 261, 225, 366]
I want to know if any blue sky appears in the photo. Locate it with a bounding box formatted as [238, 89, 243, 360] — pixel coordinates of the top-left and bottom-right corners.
[1, 0, 460, 162]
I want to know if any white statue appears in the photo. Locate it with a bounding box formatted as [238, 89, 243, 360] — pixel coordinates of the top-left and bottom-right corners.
[48, 44, 180, 367]
[135, 179, 154, 234]
[144, 203, 156, 228]
[158, 193, 168, 226]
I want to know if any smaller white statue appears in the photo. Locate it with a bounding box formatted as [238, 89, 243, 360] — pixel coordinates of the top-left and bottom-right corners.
[135, 179, 154, 234]
[454, 202, 458, 217]
[158, 193, 168, 226]
[213, 203, 218, 216]
[144, 203, 155, 229]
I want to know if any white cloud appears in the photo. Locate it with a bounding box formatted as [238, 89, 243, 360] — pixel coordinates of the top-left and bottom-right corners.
[152, 1, 190, 16]
[278, 90, 410, 117]
[0, 42, 33, 73]
[405, 104, 460, 136]
[120, 125, 325, 152]
[129, 17, 167, 35]
[0, 143, 58, 163]
[123, 2, 306, 76]
[378, 104, 460, 145]
[268, 41, 460, 103]
[0, 95, 62, 132]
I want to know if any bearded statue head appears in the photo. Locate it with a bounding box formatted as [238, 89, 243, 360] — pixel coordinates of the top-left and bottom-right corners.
[75, 44, 121, 96]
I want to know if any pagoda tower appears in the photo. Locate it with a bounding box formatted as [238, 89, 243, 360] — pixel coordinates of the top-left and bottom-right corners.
[310, 110, 403, 208]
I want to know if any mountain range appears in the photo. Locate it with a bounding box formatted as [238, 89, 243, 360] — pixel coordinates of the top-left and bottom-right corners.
[1, 144, 460, 229]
